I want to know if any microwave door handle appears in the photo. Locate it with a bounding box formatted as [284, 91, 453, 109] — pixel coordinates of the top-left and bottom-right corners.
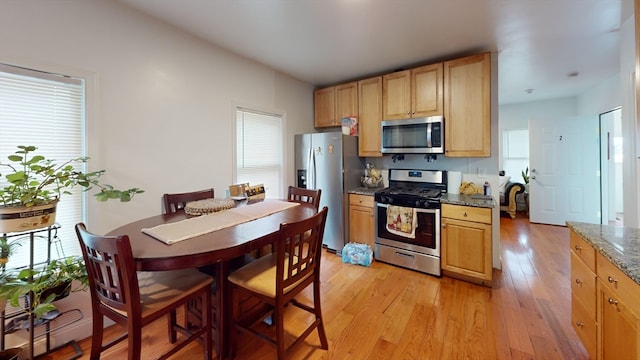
[426, 122, 432, 148]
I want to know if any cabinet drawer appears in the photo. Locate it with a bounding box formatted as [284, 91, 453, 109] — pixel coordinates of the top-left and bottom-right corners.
[570, 252, 596, 317]
[349, 194, 374, 208]
[597, 252, 640, 316]
[569, 231, 595, 271]
[571, 295, 596, 360]
[441, 203, 491, 224]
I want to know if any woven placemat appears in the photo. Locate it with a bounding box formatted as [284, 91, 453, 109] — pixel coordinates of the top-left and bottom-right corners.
[184, 198, 235, 216]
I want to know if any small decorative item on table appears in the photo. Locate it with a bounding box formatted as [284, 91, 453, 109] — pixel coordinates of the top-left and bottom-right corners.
[184, 198, 235, 216]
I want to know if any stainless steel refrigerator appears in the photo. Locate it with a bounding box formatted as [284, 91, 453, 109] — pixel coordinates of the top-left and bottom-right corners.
[295, 132, 362, 254]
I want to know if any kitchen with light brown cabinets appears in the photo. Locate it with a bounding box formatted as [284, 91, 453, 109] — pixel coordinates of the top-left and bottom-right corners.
[348, 193, 375, 251]
[382, 62, 443, 120]
[357, 77, 383, 157]
[314, 81, 358, 128]
[443, 52, 491, 157]
[567, 222, 640, 360]
[440, 203, 492, 286]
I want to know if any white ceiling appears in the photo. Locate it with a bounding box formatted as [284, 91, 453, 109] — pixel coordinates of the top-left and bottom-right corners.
[118, 0, 632, 105]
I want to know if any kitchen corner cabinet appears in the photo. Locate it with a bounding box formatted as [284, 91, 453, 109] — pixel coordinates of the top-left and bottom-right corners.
[443, 52, 491, 157]
[596, 252, 639, 359]
[382, 63, 443, 120]
[314, 82, 358, 128]
[569, 228, 640, 359]
[441, 203, 492, 286]
[358, 76, 383, 157]
[348, 194, 375, 250]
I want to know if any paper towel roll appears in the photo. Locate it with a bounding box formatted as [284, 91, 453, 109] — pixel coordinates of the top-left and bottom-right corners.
[448, 171, 462, 194]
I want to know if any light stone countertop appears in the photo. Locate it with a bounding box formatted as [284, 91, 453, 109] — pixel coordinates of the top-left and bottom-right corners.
[440, 193, 495, 209]
[567, 221, 640, 285]
[348, 187, 381, 196]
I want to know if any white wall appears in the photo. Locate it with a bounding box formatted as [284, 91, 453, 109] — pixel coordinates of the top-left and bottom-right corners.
[0, 0, 316, 234]
[0, 0, 316, 349]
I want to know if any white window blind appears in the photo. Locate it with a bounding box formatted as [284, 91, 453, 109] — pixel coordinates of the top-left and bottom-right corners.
[235, 108, 283, 199]
[0, 63, 85, 269]
[502, 129, 529, 182]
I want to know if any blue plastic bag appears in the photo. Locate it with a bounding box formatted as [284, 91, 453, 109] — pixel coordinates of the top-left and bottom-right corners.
[341, 242, 373, 266]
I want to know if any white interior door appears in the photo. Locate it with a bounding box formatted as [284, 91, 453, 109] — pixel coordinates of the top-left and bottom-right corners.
[529, 116, 600, 225]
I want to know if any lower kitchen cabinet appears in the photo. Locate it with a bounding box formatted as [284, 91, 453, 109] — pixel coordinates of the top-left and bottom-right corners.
[348, 193, 375, 250]
[570, 228, 640, 359]
[441, 203, 492, 286]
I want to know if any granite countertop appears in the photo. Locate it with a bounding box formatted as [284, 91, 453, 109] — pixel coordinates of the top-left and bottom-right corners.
[567, 221, 640, 285]
[440, 193, 495, 208]
[348, 187, 381, 196]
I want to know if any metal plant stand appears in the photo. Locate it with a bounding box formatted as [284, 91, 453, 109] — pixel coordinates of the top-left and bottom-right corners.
[0, 225, 83, 359]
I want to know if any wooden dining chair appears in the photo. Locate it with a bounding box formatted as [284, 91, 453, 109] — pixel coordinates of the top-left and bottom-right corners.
[75, 223, 213, 360]
[287, 186, 322, 211]
[227, 206, 329, 359]
[162, 188, 214, 214]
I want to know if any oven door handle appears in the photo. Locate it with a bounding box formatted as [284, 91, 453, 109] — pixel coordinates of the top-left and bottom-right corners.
[376, 202, 440, 214]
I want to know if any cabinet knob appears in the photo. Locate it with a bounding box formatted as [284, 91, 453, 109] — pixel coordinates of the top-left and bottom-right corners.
[442, 224, 447, 228]
[607, 297, 619, 307]
[574, 245, 582, 252]
[607, 276, 618, 288]
[575, 321, 584, 328]
[463, 212, 468, 217]
[575, 278, 583, 286]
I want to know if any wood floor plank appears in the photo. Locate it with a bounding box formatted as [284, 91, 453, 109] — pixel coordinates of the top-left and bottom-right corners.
[40, 214, 589, 360]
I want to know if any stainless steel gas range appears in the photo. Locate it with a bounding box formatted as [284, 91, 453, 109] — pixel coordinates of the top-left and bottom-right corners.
[374, 169, 447, 276]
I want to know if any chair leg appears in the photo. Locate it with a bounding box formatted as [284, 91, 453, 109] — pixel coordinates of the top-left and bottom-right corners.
[314, 281, 328, 349]
[229, 286, 239, 359]
[90, 312, 104, 360]
[275, 304, 286, 359]
[169, 310, 177, 343]
[128, 322, 142, 360]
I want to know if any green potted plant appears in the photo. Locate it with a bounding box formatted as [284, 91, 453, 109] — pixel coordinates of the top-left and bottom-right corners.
[0, 145, 143, 319]
[521, 166, 530, 192]
[0, 145, 143, 233]
[0, 256, 88, 319]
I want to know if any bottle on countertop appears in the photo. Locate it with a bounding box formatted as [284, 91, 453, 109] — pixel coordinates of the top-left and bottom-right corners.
[483, 181, 491, 196]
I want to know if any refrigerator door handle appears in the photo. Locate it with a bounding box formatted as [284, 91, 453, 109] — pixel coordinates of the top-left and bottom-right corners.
[307, 146, 316, 189]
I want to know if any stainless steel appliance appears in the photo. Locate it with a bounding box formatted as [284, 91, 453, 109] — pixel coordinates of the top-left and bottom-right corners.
[374, 169, 447, 276]
[295, 132, 362, 253]
[381, 116, 444, 154]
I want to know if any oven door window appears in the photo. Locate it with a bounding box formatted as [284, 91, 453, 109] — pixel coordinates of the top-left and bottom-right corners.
[377, 206, 438, 250]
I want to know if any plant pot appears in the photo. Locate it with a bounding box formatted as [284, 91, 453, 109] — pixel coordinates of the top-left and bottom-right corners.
[0, 348, 21, 360]
[0, 201, 57, 233]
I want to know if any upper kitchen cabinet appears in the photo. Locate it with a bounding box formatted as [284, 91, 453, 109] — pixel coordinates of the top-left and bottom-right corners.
[444, 52, 491, 157]
[358, 76, 383, 157]
[314, 82, 358, 128]
[382, 63, 443, 120]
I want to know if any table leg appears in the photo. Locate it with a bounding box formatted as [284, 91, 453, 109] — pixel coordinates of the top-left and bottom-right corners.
[215, 261, 231, 359]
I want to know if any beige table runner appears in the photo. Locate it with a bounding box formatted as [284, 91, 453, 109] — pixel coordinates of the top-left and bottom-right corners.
[142, 200, 299, 245]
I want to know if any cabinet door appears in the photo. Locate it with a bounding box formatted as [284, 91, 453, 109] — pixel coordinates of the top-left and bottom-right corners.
[335, 82, 358, 122]
[598, 281, 639, 360]
[358, 77, 382, 157]
[382, 70, 411, 120]
[441, 217, 492, 283]
[444, 52, 491, 157]
[412, 63, 443, 117]
[314, 87, 335, 128]
[349, 204, 374, 250]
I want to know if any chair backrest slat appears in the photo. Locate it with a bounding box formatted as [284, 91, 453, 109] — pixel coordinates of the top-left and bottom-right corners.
[287, 186, 321, 211]
[75, 224, 141, 317]
[276, 207, 328, 291]
[163, 188, 215, 214]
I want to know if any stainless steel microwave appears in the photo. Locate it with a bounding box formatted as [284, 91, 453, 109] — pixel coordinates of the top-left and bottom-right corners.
[380, 116, 444, 154]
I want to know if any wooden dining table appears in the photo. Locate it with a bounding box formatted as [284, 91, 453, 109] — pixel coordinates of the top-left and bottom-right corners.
[107, 199, 317, 359]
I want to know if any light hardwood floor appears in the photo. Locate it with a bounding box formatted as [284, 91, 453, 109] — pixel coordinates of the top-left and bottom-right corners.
[40, 214, 588, 359]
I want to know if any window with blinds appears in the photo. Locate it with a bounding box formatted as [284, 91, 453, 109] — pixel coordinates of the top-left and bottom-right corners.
[235, 108, 284, 199]
[0, 63, 85, 269]
[502, 129, 529, 181]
